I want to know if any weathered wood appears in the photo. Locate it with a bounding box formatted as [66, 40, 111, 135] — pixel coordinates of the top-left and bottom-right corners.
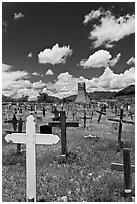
[48, 111, 79, 156]
[96, 107, 106, 123]
[111, 163, 135, 173]
[42, 107, 45, 117]
[79, 109, 91, 128]
[108, 118, 135, 125]
[60, 111, 67, 155]
[48, 122, 79, 128]
[111, 148, 135, 201]
[4, 113, 18, 131]
[108, 107, 134, 144]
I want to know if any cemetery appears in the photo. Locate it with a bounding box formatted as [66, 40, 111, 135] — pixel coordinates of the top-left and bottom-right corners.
[2, 82, 135, 202]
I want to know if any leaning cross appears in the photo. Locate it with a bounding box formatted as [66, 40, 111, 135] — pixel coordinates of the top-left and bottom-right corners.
[111, 148, 135, 201]
[96, 107, 106, 123]
[108, 107, 135, 144]
[5, 115, 60, 202]
[48, 111, 79, 156]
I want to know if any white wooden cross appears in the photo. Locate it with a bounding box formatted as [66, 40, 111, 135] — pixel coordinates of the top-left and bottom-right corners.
[5, 115, 60, 202]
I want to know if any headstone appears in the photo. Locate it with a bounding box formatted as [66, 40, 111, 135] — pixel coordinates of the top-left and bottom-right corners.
[40, 125, 52, 134]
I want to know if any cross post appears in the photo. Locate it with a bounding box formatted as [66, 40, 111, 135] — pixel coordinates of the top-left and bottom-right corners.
[48, 111, 79, 156]
[79, 109, 92, 128]
[111, 148, 135, 201]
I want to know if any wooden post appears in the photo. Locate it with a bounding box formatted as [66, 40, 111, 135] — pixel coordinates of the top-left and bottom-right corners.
[123, 148, 132, 196]
[118, 108, 123, 143]
[43, 107, 45, 117]
[111, 148, 134, 201]
[26, 115, 36, 202]
[60, 111, 67, 155]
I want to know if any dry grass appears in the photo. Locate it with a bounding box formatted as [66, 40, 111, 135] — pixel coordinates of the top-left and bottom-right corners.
[2, 105, 135, 202]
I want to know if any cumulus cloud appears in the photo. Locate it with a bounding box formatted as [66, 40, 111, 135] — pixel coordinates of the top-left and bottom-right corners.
[127, 57, 135, 65]
[32, 72, 39, 76]
[32, 80, 45, 89]
[83, 7, 102, 24]
[79, 50, 121, 68]
[2, 64, 28, 90]
[84, 8, 135, 48]
[45, 69, 54, 75]
[28, 52, 33, 58]
[42, 66, 135, 98]
[2, 65, 134, 99]
[14, 12, 25, 20]
[38, 44, 73, 65]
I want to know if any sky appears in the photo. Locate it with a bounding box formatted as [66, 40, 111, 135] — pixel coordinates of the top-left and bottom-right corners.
[2, 1, 135, 100]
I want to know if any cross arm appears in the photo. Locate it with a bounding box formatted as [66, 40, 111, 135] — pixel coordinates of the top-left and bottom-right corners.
[108, 118, 135, 125]
[48, 122, 79, 128]
[108, 118, 120, 122]
[111, 163, 135, 173]
[5, 133, 60, 145]
[66, 122, 79, 127]
[96, 110, 106, 115]
[122, 120, 135, 125]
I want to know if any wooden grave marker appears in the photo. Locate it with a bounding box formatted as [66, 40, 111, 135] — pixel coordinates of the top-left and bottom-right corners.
[51, 106, 60, 121]
[5, 114, 60, 202]
[79, 108, 93, 128]
[4, 113, 19, 131]
[111, 148, 135, 201]
[48, 111, 79, 156]
[42, 107, 45, 117]
[5, 115, 25, 154]
[96, 107, 107, 123]
[108, 107, 135, 144]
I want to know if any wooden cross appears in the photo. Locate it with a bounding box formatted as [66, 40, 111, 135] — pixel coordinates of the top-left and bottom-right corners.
[51, 107, 60, 121]
[79, 109, 93, 128]
[5, 116, 25, 154]
[111, 148, 135, 201]
[5, 115, 60, 202]
[108, 108, 135, 144]
[96, 107, 106, 123]
[48, 111, 79, 156]
[4, 113, 19, 131]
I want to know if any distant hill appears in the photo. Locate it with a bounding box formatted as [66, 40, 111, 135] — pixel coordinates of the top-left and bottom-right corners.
[2, 84, 135, 103]
[114, 84, 135, 97]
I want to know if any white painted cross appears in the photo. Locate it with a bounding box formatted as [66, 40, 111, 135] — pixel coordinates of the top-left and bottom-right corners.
[5, 115, 60, 202]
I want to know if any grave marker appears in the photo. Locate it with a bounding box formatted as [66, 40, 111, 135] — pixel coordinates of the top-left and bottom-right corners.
[5, 115, 60, 202]
[108, 107, 135, 144]
[111, 148, 135, 201]
[4, 113, 19, 131]
[48, 111, 79, 156]
[79, 108, 93, 128]
[96, 107, 106, 123]
[42, 107, 45, 117]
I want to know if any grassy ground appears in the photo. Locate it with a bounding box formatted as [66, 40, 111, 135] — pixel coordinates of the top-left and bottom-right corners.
[2, 105, 135, 202]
